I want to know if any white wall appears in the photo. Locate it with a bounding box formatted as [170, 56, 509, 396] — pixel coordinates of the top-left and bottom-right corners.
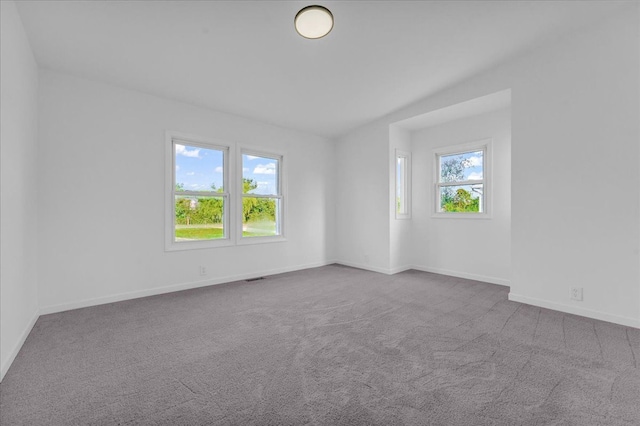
[335, 122, 391, 273]
[335, 6, 639, 327]
[0, 0, 40, 380]
[37, 70, 336, 313]
[508, 8, 639, 327]
[389, 125, 413, 272]
[410, 108, 511, 285]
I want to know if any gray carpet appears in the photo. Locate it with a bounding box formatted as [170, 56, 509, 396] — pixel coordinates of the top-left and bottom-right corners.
[1, 265, 639, 425]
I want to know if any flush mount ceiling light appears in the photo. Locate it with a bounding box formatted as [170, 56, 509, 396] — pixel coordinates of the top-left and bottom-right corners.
[295, 5, 334, 39]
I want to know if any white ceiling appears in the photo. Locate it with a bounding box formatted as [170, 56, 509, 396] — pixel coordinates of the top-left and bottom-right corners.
[395, 89, 511, 131]
[15, 0, 626, 138]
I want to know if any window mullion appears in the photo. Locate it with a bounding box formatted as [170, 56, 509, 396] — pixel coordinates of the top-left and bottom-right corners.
[438, 180, 484, 187]
[176, 190, 229, 197]
[242, 194, 281, 199]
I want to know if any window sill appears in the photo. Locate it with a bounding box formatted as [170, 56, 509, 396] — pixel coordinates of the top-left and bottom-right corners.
[431, 213, 492, 220]
[237, 236, 287, 246]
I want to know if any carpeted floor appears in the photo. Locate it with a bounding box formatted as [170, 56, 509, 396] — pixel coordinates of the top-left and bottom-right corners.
[1, 265, 639, 425]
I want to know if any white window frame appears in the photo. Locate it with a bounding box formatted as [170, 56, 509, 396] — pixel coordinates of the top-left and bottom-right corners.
[395, 149, 412, 219]
[433, 139, 491, 219]
[165, 131, 234, 251]
[237, 147, 286, 244]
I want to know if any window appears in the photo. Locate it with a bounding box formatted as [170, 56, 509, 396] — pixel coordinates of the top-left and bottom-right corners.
[396, 150, 411, 219]
[435, 141, 489, 216]
[173, 140, 229, 241]
[166, 132, 286, 250]
[241, 151, 283, 238]
[166, 134, 230, 250]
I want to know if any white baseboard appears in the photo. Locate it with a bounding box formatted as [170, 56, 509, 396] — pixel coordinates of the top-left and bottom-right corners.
[335, 262, 510, 286]
[334, 260, 395, 275]
[1, 309, 39, 382]
[39, 260, 334, 316]
[411, 265, 510, 287]
[509, 293, 640, 329]
[389, 265, 413, 274]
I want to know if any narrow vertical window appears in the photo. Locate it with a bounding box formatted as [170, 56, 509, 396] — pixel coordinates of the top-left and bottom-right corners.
[172, 139, 228, 243]
[396, 150, 411, 219]
[241, 151, 283, 238]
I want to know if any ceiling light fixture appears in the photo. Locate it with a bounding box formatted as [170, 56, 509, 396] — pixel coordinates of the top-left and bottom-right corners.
[295, 5, 334, 39]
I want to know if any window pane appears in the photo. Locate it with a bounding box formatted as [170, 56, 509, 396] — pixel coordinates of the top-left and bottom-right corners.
[175, 196, 225, 240]
[242, 197, 279, 237]
[175, 143, 224, 192]
[439, 150, 483, 183]
[439, 184, 483, 213]
[397, 156, 407, 214]
[242, 153, 279, 195]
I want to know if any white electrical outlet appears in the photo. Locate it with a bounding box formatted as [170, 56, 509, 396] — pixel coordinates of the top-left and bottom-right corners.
[200, 265, 207, 276]
[570, 287, 583, 301]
